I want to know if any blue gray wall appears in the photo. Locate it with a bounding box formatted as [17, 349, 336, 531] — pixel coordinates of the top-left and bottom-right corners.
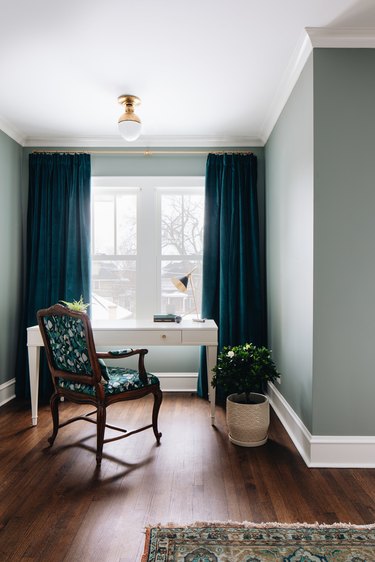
[266, 49, 375, 436]
[0, 130, 22, 386]
[265, 55, 314, 431]
[312, 49, 375, 435]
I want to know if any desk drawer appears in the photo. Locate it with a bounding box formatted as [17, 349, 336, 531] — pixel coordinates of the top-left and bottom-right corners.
[93, 329, 182, 346]
[148, 331, 182, 345]
[182, 330, 217, 345]
[128, 330, 181, 347]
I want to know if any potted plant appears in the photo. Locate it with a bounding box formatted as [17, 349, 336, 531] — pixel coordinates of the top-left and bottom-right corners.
[60, 296, 90, 312]
[211, 343, 280, 447]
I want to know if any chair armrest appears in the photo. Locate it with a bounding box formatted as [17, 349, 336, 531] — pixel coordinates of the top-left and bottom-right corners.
[96, 349, 135, 359]
[96, 349, 149, 383]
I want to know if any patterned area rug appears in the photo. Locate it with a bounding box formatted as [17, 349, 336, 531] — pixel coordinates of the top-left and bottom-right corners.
[141, 522, 375, 561]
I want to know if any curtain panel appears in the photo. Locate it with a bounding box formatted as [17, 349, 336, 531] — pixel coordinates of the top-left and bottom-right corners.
[198, 153, 266, 399]
[16, 153, 91, 402]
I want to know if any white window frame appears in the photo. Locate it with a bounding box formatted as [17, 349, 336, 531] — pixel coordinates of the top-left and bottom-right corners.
[91, 176, 204, 320]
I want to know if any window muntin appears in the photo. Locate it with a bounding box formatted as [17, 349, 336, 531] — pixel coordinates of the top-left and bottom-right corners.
[159, 190, 204, 317]
[91, 177, 204, 321]
[92, 190, 137, 320]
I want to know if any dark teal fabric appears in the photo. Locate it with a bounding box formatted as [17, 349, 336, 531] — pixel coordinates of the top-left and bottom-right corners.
[16, 153, 91, 402]
[58, 368, 159, 396]
[42, 314, 92, 375]
[198, 153, 266, 399]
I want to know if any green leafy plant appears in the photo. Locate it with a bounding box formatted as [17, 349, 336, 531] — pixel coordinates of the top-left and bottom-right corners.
[211, 343, 280, 404]
[60, 296, 90, 312]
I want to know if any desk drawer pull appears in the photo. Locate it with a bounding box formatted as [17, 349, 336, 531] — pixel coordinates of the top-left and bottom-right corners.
[161, 334, 167, 339]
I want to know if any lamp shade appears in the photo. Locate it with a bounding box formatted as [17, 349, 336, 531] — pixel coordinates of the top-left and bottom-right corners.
[172, 275, 189, 292]
[118, 119, 142, 142]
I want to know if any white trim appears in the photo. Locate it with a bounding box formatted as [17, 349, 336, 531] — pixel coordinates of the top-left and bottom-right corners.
[0, 117, 25, 146]
[261, 27, 375, 144]
[91, 175, 205, 321]
[267, 382, 312, 466]
[306, 27, 375, 48]
[309, 435, 375, 468]
[0, 378, 16, 407]
[156, 372, 198, 392]
[261, 31, 312, 144]
[23, 134, 263, 148]
[268, 383, 375, 468]
[92, 176, 204, 188]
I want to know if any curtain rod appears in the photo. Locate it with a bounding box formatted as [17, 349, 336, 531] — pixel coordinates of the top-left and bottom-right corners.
[32, 149, 253, 156]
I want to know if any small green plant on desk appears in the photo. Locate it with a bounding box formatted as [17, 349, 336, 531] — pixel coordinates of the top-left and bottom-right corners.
[60, 296, 90, 312]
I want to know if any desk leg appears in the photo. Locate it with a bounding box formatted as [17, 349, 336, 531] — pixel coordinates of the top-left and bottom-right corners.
[206, 345, 217, 426]
[28, 345, 40, 426]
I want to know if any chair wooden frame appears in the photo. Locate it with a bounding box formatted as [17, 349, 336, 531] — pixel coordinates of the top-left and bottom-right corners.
[37, 304, 162, 465]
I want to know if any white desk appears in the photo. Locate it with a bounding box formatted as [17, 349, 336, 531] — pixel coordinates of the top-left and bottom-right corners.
[27, 319, 218, 426]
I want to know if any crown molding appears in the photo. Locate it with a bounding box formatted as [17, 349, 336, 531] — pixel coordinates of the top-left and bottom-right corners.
[23, 134, 264, 148]
[261, 27, 375, 144]
[260, 31, 312, 144]
[306, 27, 375, 48]
[0, 117, 26, 146]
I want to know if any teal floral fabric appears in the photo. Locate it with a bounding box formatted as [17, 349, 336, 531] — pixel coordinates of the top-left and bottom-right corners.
[97, 358, 110, 381]
[43, 313, 158, 395]
[43, 315, 93, 375]
[58, 367, 159, 396]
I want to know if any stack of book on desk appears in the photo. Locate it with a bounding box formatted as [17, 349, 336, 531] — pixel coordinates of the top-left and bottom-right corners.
[153, 314, 181, 323]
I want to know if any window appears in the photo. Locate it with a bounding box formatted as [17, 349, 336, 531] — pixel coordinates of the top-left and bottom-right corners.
[91, 189, 137, 320]
[91, 177, 204, 321]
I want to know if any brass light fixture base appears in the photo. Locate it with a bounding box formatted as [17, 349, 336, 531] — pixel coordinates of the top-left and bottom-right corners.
[118, 95, 141, 124]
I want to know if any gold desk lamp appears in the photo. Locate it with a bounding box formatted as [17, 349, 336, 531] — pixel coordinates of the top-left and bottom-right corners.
[171, 267, 205, 322]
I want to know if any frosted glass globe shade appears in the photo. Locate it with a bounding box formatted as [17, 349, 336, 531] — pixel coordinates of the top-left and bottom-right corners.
[118, 119, 142, 141]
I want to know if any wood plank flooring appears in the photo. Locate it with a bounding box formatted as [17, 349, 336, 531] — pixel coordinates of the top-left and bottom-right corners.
[0, 393, 374, 561]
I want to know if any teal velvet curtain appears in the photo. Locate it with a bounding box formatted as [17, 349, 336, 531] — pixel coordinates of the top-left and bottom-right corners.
[16, 153, 91, 402]
[198, 153, 266, 399]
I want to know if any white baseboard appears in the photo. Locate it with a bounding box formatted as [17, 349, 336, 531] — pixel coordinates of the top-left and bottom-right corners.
[0, 378, 16, 407]
[156, 372, 198, 393]
[268, 383, 375, 468]
[267, 382, 312, 466]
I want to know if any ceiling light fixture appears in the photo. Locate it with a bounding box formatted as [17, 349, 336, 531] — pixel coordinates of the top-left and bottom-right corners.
[117, 94, 142, 141]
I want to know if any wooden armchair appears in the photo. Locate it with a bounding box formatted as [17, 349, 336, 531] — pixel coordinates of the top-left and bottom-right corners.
[37, 304, 162, 465]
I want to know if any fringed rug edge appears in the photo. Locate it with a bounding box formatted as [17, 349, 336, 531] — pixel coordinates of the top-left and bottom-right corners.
[141, 527, 151, 562]
[141, 521, 375, 561]
[144, 520, 375, 531]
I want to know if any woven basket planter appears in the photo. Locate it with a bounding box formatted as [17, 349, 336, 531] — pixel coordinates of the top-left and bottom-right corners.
[226, 392, 269, 447]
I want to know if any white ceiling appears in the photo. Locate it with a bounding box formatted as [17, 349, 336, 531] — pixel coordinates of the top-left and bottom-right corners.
[0, 0, 375, 147]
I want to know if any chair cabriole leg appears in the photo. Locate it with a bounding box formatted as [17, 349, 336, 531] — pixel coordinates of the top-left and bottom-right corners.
[96, 404, 106, 465]
[152, 387, 163, 444]
[48, 392, 60, 446]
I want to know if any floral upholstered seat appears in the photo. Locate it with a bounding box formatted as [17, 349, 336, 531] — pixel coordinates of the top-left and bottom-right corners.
[37, 303, 163, 465]
[58, 368, 160, 396]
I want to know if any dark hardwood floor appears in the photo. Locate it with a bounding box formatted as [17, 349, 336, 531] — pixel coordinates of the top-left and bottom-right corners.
[0, 393, 374, 561]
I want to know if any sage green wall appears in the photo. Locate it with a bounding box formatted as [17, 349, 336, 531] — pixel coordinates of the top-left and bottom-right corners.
[266, 49, 375, 437]
[313, 49, 375, 435]
[0, 130, 22, 385]
[265, 56, 314, 431]
[23, 146, 265, 374]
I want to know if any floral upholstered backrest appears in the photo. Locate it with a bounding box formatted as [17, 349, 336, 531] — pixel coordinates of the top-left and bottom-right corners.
[42, 314, 93, 375]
